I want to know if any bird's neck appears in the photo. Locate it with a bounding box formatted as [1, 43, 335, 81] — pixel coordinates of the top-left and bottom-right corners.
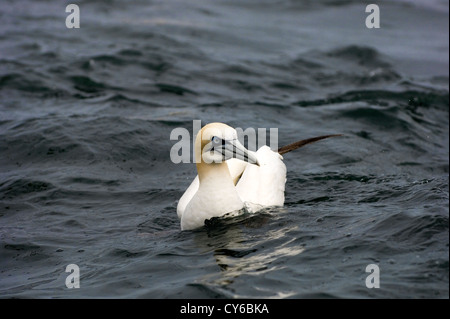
[196, 161, 234, 189]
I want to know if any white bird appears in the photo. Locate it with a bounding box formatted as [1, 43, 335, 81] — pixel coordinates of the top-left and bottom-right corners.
[177, 122, 340, 230]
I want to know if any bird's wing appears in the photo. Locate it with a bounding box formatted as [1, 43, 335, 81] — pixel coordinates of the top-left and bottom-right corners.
[227, 158, 249, 185]
[177, 175, 199, 219]
[235, 146, 287, 211]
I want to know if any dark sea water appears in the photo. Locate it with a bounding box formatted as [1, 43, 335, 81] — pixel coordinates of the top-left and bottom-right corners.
[0, 0, 448, 299]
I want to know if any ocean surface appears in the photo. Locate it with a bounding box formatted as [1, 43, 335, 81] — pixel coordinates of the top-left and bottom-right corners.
[0, 0, 448, 298]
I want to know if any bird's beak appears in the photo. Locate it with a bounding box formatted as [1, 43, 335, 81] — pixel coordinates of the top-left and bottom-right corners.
[224, 139, 260, 166]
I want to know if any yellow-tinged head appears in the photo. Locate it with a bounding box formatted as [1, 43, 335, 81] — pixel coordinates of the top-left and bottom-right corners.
[194, 123, 259, 179]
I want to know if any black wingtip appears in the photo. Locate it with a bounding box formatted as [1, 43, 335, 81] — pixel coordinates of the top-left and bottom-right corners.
[277, 134, 343, 155]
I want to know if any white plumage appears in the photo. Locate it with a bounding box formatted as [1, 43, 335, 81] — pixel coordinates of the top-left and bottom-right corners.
[177, 122, 339, 230]
[177, 123, 286, 230]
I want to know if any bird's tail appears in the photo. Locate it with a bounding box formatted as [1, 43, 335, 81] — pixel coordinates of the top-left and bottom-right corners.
[278, 134, 342, 155]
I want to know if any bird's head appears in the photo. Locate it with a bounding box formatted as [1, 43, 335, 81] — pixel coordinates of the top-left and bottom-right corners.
[195, 122, 259, 166]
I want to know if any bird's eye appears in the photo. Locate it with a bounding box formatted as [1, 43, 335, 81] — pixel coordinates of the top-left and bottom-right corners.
[211, 136, 220, 144]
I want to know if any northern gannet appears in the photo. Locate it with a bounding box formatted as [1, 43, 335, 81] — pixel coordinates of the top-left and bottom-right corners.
[177, 122, 340, 230]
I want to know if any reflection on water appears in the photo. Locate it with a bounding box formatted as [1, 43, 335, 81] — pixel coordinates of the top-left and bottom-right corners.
[190, 213, 305, 298]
